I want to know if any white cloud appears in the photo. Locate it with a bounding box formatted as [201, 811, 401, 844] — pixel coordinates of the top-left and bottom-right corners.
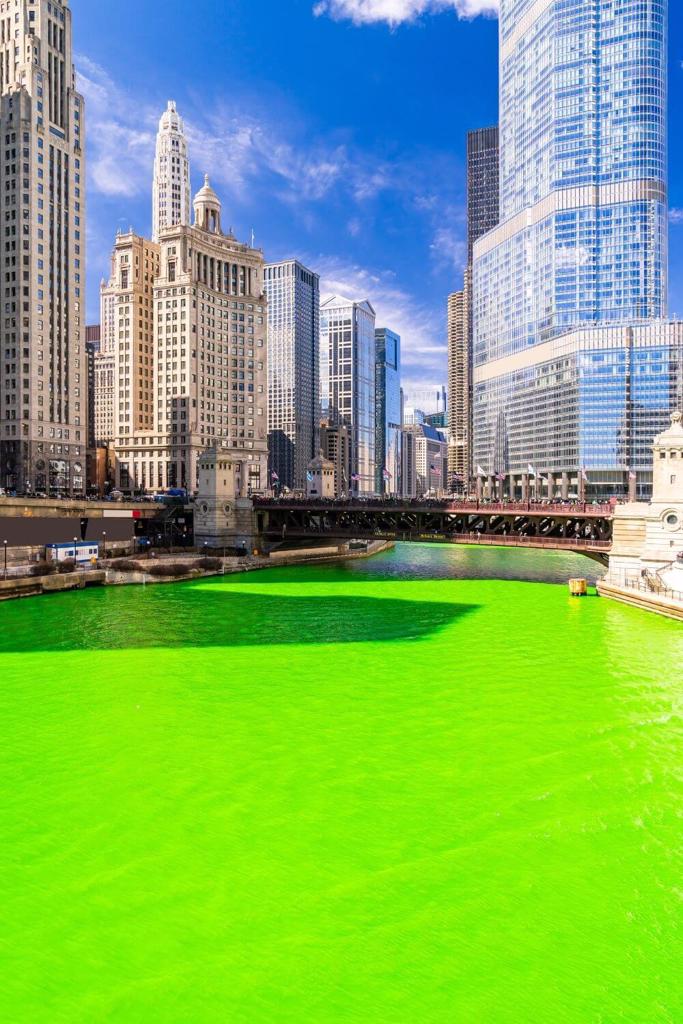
[316, 256, 447, 382]
[77, 59, 401, 214]
[670, 208, 683, 225]
[313, 0, 498, 27]
[76, 55, 157, 198]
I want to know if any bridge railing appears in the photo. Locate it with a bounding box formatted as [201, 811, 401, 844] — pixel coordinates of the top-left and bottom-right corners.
[253, 497, 614, 517]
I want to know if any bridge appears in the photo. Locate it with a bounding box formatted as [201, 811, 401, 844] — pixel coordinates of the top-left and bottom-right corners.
[0, 497, 184, 550]
[252, 499, 614, 564]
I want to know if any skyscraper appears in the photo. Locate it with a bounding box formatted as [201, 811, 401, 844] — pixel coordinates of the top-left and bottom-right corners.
[375, 327, 402, 495]
[473, 0, 682, 498]
[264, 260, 320, 491]
[0, 0, 87, 495]
[447, 283, 469, 487]
[467, 126, 499, 264]
[103, 177, 268, 494]
[152, 101, 191, 243]
[320, 296, 376, 495]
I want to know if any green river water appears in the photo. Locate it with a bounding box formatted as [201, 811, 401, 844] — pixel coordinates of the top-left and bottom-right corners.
[1, 544, 682, 1023]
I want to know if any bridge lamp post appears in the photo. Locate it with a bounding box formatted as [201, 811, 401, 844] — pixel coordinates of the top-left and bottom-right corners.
[102, 531, 107, 560]
[3, 540, 7, 580]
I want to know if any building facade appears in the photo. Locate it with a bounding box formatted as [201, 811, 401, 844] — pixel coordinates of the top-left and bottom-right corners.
[264, 259, 319, 491]
[103, 178, 268, 495]
[320, 295, 376, 495]
[406, 424, 448, 497]
[0, 0, 87, 495]
[400, 427, 417, 498]
[85, 324, 100, 450]
[447, 284, 469, 487]
[473, 0, 679, 498]
[375, 327, 402, 495]
[467, 126, 499, 265]
[152, 100, 191, 244]
[320, 419, 351, 498]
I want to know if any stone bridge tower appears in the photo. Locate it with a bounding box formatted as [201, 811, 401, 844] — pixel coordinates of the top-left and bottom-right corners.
[193, 446, 262, 552]
[604, 411, 683, 591]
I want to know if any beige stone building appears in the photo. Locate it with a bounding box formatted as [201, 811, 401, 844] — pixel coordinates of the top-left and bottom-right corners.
[447, 280, 469, 488]
[101, 177, 268, 495]
[0, 0, 87, 494]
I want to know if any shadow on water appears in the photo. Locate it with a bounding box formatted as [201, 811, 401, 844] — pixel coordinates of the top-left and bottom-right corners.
[0, 585, 480, 654]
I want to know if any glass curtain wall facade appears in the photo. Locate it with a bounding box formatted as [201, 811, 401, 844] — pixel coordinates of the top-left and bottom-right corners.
[472, 0, 680, 497]
[375, 328, 402, 495]
[467, 126, 499, 264]
[320, 296, 376, 495]
[264, 260, 320, 491]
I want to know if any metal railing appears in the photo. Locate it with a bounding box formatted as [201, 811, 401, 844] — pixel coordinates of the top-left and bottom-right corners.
[620, 576, 683, 605]
[254, 497, 614, 517]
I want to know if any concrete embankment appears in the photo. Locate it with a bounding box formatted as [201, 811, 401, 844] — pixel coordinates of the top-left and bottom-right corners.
[105, 541, 394, 587]
[0, 571, 106, 602]
[597, 580, 683, 622]
[0, 541, 392, 601]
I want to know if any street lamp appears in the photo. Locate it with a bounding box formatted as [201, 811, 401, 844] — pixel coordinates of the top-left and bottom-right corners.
[102, 531, 107, 560]
[3, 540, 7, 581]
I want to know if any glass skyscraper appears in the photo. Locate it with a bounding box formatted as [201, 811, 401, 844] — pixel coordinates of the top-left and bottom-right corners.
[375, 328, 402, 495]
[473, 0, 682, 498]
[320, 296, 376, 495]
[264, 260, 320, 491]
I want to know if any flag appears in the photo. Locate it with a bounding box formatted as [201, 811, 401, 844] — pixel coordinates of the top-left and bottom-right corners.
[271, 471, 279, 482]
[476, 465, 485, 476]
[306, 471, 314, 482]
[528, 464, 536, 477]
[628, 471, 637, 481]
[382, 469, 392, 480]
[581, 468, 588, 482]
[496, 473, 506, 482]
[430, 464, 441, 474]
[351, 474, 361, 482]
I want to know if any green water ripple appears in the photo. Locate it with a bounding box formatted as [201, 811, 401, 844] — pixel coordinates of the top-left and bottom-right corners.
[0, 545, 681, 1023]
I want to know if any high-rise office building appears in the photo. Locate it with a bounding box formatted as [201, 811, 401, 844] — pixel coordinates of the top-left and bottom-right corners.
[405, 423, 448, 497]
[447, 282, 469, 487]
[152, 101, 191, 244]
[0, 0, 87, 495]
[473, 0, 682, 498]
[400, 428, 417, 499]
[103, 177, 268, 494]
[320, 419, 351, 497]
[264, 259, 319, 491]
[454, 128, 500, 489]
[101, 232, 160, 445]
[85, 325, 100, 451]
[320, 295, 376, 495]
[467, 126, 499, 265]
[375, 327, 402, 495]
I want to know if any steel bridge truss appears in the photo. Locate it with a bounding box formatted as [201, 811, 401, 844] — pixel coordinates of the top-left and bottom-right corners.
[254, 502, 613, 559]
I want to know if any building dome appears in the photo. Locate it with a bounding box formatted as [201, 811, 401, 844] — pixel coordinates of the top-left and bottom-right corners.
[193, 174, 222, 234]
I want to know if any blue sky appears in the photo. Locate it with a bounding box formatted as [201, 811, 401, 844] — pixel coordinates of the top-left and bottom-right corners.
[72, 0, 683, 392]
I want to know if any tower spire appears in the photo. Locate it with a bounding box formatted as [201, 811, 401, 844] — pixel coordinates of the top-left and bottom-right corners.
[152, 101, 191, 242]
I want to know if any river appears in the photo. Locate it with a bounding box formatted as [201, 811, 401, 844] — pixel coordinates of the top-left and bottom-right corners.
[1, 544, 682, 1022]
